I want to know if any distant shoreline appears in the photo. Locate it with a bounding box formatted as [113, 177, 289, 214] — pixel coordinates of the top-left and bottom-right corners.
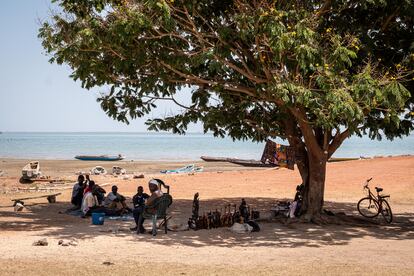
[1, 154, 412, 162]
[1, 132, 413, 161]
[1, 155, 413, 177]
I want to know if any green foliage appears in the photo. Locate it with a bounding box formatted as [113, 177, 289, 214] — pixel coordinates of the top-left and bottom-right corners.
[39, 0, 413, 154]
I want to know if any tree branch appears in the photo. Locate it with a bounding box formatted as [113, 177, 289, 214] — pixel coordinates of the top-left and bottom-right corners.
[328, 128, 350, 158]
[289, 107, 325, 159]
[158, 60, 257, 97]
[381, 7, 400, 32]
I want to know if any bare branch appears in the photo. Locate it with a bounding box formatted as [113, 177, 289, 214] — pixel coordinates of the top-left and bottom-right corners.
[158, 60, 257, 97]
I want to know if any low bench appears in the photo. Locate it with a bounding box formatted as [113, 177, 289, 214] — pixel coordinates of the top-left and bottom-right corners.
[11, 193, 62, 206]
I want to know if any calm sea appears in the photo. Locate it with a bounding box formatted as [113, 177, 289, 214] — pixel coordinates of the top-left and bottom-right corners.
[0, 132, 413, 161]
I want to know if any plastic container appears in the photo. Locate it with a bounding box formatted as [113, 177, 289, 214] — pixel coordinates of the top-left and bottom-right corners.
[91, 212, 105, 225]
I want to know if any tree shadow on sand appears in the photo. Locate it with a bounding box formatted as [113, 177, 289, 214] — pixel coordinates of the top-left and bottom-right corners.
[0, 197, 412, 248]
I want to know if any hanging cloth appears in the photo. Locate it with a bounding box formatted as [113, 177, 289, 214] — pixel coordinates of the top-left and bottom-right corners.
[261, 139, 295, 170]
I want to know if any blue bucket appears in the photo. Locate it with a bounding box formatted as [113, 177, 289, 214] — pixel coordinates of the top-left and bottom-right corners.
[91, 212, 105, 225]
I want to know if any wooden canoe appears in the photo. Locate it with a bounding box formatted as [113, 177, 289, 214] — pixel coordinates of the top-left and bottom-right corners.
[200, 156, 231, 162]
[75, 155, 125, 161]
[228, 159, 277, 167]
[328, 157, 360, 162]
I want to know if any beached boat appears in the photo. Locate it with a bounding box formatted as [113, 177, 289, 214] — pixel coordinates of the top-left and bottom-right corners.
[328, 157, 360, 162]
[201, 155, 276, 167]
[74, 154, 125, 161]
[112, 166, 126, 175]
[160, 164, 203, 174]
[200, 156, 231, 162]
[22, 161, 41, 180]
[228, 159, 277, 167]
[91, 166, 107, 175]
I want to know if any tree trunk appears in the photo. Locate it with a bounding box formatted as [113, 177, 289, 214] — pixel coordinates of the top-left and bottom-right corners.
[294, 145, 310, 213]
[303, 154, 327, 220]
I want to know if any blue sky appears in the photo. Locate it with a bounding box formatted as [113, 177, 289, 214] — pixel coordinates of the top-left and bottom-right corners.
[0, 0, 193, 132]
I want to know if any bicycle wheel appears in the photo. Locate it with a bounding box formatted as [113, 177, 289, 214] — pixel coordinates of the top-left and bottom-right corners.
[380, 199, 393, 223]
[357, 197, 380, 218]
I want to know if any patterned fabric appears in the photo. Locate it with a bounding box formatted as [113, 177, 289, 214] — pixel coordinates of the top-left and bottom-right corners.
[261, 139, 295, 170]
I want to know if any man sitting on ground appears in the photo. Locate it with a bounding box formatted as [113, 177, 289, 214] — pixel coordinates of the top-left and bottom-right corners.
[103, 185, 131, 215]
[136, 179, 164, 234]
[69, 175, 85, 210]
[130, 186, 149, 232]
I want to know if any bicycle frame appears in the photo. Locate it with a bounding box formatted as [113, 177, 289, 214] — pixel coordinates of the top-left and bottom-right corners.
[363, 179, 384, 211]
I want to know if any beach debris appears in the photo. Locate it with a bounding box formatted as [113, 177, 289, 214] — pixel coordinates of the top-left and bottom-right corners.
[14, 202, 25, 212]
[91, 166, 107, 175]
[160, 164, 203, 174]
[18, 186, 75, 191]
[75, 171, 90, 175]
[122, 175, 131, 180]
[168, 223, 189, 232]
[31, 178, 70, 184]
[102, 261, 115, 266]
[0, 170, 4, 177]
[32, 238, 48, 246]
[22, 161, 42, 181]
[321, 234, 333, 242]
[230, 223, 253, 234]
[58, 239, 78, 246]
[98, 226, 121, 234]
[112, 166, 126, 175]
[133, 173, 145, 179]
[98, 226, 130, 233]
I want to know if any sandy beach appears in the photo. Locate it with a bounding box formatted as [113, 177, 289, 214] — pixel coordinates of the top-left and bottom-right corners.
[0, 156, 413, 275]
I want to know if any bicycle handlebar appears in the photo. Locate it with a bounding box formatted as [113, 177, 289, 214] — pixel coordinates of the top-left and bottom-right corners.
[363, 177, 373, 190]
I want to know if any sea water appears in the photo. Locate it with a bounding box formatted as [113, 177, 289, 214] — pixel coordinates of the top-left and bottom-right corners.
[0, 132, 413, 160]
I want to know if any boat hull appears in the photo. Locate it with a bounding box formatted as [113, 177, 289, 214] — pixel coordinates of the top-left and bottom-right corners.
[200, 156, 230, 162]
[22, 161, 41, 180]
[75, 155, 124, 161]
[228, 159, 277, 167]
[201, 156, 276, 167]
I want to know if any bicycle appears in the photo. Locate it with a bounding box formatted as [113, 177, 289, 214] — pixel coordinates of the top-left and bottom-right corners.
[357, 178, 393, 223]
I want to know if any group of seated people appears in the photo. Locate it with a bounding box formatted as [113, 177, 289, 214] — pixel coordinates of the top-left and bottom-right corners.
[70, 175, 164, 234]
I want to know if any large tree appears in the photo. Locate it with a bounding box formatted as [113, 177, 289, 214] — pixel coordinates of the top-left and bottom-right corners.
[39, 0, 414, 220]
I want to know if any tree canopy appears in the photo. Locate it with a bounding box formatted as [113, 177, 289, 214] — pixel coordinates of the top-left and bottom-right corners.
[39, 0, 414, 218]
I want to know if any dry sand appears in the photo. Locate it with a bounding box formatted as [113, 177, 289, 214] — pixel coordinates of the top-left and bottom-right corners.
[0, 156, 413, 275]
